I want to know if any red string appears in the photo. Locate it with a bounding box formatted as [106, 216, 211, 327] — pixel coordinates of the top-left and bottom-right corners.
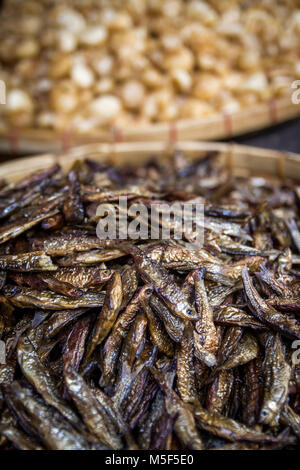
[61, 129, 72, 152]
[268, 99, 278, 126]
[112, 126, 123, 143]
[169, 121, 178, 146]
[223, 112, 233, 138]
[9, 128, 19, 154]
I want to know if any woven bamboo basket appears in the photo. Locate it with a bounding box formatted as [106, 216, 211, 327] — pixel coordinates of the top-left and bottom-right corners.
[0, 96, 299, 155]
[0, 140, 300, 185]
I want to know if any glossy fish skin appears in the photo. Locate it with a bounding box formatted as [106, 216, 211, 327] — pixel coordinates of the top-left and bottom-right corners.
[280, 405, 300, 440]
[30, 230, 120, 256]
[267, 297, 300, 313]
[137, 391, 165, 450]
[213, 306, 265, 330]
[0, 192, 63, 245]
[241, 360, 261, 427]
[64, 366, 122, 449]
[286, 219, 300, 254]
[118, 313, 148, 370]
[101, 286, 152, 386]
[256, 264, 293, 298]
[124, 245, 199, 321]
[193, 269, 218, 367]
[91, 385, 138, 450]
[0, 409, 43, 450]
[149, 295, 184, 343]
[17, 336, 81, 428]
[52, 267, 113, 289]
[0, 252, 57, 272]
[63, 315, 92, 372]
[86, 272, 123, 359]
[220, 333, 259, 370]
[44, 309, 89, 338]
[0, 423, 43, 450]
[217, 326, 244, 367]
[206, 369, 234, 414]
[242, 268, 300, 339]
[3, 285, 104, 310]
[57, 249, 125, 266]
[177, 323, 198, 404]
[9, 272, 83, 298]
[9, 382, 91, 450]
[142, 298, 174, 358]
[125, 377, 158, 431]
[119, 266, 138, 311]
[63, 164, 84, 224]
[260, 333, 291, 427]
[194, 407, 281, 444]
[113, 344, 157, 411]
[150, 367, 204, 450]
[83, 185, 155, 203]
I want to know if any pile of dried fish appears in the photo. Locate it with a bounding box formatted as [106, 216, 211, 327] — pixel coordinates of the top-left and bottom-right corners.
[0, 151, 300, 450]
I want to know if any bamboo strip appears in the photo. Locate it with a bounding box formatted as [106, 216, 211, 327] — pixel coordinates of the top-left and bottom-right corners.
[0, 97, 299, 155]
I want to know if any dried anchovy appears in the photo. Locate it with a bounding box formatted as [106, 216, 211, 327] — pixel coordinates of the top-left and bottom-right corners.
[0, 152, 299, 450]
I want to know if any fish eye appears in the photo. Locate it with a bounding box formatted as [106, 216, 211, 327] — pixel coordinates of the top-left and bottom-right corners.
[186, 309, 193, 316]
[261, 410, 268, 417]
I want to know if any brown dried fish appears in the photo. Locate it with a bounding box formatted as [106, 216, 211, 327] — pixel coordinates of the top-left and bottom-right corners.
[260, 333, 291, 426]
[86, 272, 123, 359]
[193, 269, 218, 367]
[9, 382, 92, 450]
[3, 285, 104, 309]
[64, 365, 122, 449]
[0, 252, 57, 271]
[242, 268, 300, 339]
[150, 367, 204, 450]
[17, 336, 81, 427]
[194, 407, 282, 443]
[0, 152, 300, 450]
[123, 245, 199, 321]
[101, 286, 152, 386]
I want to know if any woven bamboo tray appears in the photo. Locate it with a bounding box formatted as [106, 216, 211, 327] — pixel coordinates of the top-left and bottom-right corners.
[0, 96, 299, 155]
[0, 140, 300, 185]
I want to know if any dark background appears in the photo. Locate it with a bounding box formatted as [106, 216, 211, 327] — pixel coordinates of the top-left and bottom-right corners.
[230, 117, 300, 153]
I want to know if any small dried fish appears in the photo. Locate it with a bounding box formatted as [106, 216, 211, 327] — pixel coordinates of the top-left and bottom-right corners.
[176, 322, 198, 404]
[194, 407, 282, 443]
[0, 252, 57, 271]
[242, 268, 300, 339]
[64, 365, 122, 449]
[101, 286, 152, 386]
[17, 336, 81, 427]
[221, 333, 259, 370]
[206, 369, 234, 414]
[150, 367, 204, 450]
[9, 382, 92, 450]
[3, 286, 104, 309]
[86, 273, 123, 360]
[123, 245, 199, 321]
[0, 152, 299, 450]
[260, 333, 291, 426]
[193, 269, 218, 367]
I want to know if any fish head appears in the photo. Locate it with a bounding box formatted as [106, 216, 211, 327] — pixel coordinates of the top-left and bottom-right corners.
[259, 385, 286, 425]
[18, 336, 35, 354]
[174, 300, 199, 321]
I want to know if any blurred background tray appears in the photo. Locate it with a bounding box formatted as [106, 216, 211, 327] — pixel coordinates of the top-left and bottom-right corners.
[0, 97, 299, 157]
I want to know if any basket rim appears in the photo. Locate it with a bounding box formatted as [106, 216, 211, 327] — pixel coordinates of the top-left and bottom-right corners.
[0, 96, 299, 154]
[0, 140, 300, 184]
